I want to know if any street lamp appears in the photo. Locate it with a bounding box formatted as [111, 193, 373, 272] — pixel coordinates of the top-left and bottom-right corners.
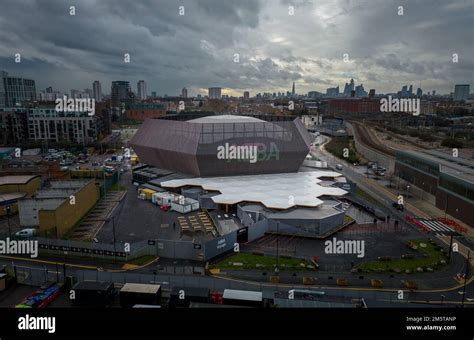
[112, 216, 117, 264]
[275, 221, 280, 275]
[461, 251, 470, 308]
[405, 185, 410, 206]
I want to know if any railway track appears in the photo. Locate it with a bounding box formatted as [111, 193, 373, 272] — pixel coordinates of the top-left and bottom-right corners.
[350, 121, 397, 158]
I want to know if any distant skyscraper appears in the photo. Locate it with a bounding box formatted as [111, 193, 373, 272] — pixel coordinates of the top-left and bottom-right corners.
[93, 81, 102, 102]
[416, 88, 423, 97]
[368, 89, 375, 98]
[355, 84, 367, 97]
[401, 85, 408, 97]
[0, 70, 36, 107]
[408, 85, 413, 96]
[326, 86, 339, 97]
[292, 82, 295, 96]
[137, 80, 147, 100]
[453, 85, 469, 101]
[151, 91, 157, 98]
[432, 90, 436, 96]
[181, 87, 188, 98]
[208, 87, 222, 99]
[343, 79, 355, 96]
[243, 91, 250, 100]
[111, 81, 132, 107]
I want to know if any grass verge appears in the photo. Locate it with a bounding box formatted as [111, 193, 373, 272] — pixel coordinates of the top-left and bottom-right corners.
[356, 239, 448, 274]
[209, 252, 313, 271]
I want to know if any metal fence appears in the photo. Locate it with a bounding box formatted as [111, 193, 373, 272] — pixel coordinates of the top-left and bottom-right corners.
[1, 226, 272, 264]
[10, 264, 65, 286]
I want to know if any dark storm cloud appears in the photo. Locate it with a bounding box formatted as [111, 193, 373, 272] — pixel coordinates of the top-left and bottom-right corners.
[0, 0, 471, 95]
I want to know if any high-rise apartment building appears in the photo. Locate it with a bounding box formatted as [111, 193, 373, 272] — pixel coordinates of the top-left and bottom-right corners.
[208, 87, 222, 99]
[111, 81, 132, 107]
[0, 71, 36, 107]
[92, 81, 102, 102]
[137, 80, 147, 100]
[453, 84, 470, 101]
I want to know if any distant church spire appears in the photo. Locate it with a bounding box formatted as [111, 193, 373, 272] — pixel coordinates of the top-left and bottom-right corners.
[292, 82, 295, 96]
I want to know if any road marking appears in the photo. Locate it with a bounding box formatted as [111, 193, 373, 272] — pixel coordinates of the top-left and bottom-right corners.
[210, 272, 473, 293]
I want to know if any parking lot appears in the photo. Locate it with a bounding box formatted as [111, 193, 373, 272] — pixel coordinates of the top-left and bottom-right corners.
[96, 172, 215, 244]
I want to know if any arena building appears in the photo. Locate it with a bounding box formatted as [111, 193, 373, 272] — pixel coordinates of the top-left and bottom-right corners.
[131, 114, 351, 239]
[130, 115, 312, 177]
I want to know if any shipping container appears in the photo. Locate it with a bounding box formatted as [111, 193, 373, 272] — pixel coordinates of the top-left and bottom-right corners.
[171, 201, 192, 214]
[71, 281, 114, 307]
[169, 286, 210, 308]
[119, 283, 161, 308]
[139, 188, 156, 200]
[223, 289, 263, 307]
[152, 192, 176, 206]
[171, 197, 199, 213]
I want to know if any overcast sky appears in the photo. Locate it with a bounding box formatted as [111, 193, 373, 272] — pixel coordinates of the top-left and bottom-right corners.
[0, 0, 472, 96]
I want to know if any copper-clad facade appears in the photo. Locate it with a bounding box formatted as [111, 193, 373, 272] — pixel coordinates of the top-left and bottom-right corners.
[130, 115, 311, 177]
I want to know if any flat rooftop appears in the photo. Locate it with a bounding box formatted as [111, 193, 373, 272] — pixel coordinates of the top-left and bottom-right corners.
[188, 115, 265, 124]
[161, 171, 347, 210]
[35, 189, 77, 199]
[0, 175, 39, 186]
[0, 192, 26, 203]
[400, 150, 474, 183]
[49, 180, 91, 189]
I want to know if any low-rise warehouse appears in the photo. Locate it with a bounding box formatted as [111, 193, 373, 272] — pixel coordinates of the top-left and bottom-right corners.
[18, 179, 100, 237]
[0, 175, 41, 196]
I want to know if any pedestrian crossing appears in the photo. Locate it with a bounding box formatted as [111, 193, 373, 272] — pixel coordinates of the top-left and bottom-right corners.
[417, 219, 457, 235]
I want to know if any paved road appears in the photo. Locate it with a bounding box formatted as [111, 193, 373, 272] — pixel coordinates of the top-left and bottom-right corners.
[311, 135, 473, 264]
[1, 256, 472, 308]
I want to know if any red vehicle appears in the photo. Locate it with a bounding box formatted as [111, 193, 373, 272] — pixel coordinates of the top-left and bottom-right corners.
[160, 204, 170, 212]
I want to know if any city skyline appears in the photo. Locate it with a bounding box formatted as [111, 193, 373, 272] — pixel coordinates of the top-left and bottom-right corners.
[0, 0, 472, 97]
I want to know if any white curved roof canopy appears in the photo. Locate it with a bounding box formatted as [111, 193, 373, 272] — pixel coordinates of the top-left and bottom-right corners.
[161, 171, 347, 210]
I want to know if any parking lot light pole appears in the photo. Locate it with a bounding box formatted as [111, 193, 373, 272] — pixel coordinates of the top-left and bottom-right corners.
[112, 216, 117, 264]
[461, 251, 470, 308]
[275, 221, 280, 276]
[448, 235, 454, 261]
[405, 185, 410, 206]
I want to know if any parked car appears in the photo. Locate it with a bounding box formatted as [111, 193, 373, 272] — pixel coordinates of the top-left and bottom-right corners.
[15, 228, 36, 238]
[335, 164, 343, 171]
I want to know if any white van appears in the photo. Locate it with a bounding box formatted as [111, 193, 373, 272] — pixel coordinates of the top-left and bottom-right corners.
[15, 228, 36, 238]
